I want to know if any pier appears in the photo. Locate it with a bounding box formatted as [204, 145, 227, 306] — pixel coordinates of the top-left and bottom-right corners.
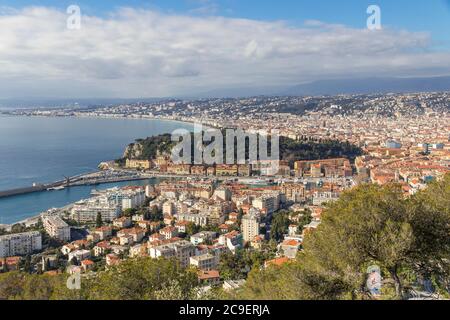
[0, 169, 283, 199]
[0, 170, 153, 199]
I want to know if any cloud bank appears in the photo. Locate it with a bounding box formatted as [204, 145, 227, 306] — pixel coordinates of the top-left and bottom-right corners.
[0, 6, 449, 98]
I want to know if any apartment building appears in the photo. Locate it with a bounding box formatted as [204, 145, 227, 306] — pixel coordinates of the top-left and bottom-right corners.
[218, 231, 243, 253]
[176, 213, 209, 227]
[42, 215, 71, 242]
[190, 231, 217, 245]
[0, 231, 42, 258]
[149, 240, 195, 268]
[70, 197, 121, 224]
[252, 196, 277, 215]
[241, 213, 260, 243]
[312, 191, 340, 206]
[190, 253, 218, 270]
[125, 159, 152, 170]
[215, 164, 238, 176]
[106, 187, 146, 210]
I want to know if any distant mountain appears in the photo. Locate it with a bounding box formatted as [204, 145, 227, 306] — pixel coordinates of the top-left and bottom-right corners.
[191, 85, 285, 99]
[187, 76, 450, 98]
[282, 76, 450, 96]
[2, 76, 450, 107]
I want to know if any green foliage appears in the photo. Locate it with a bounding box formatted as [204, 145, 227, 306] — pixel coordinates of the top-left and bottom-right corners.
[237, 208, 244, 225]
[186, 222, 201, 236]
[0, 257, 199, 300]
[123, 134, 175, 160]
[122, 208, 137, 217]
[148, 206, 163, 221]
[21, 255, 32, 274]
[0, 272, 69, 300]
[95, 212, 103, 228]
[279, 137, 362, 165]
[270, 211, 291, 241]
[11, 223, 27, 234]
[3, 175, 448, 301]
[297, 210, 313, 229]
[120, 131, 363, 166]
[239, 175, 450, 300]
[239, 263, 301, 300]
[63, 218, 80, 227]
[81, 257, 198, 300]
[219, 249, 275, 281]
[198, 224, 220, 234]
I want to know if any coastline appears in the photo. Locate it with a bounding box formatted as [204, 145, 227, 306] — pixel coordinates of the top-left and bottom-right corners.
[0, 115, 199, 226]
[0, 112, 223, 130]
[0, 170, 280, 228]
[0, 202, 75, 231]
[0, 113, 247, 227]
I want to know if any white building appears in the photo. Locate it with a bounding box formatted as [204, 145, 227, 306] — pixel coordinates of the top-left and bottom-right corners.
[190, 231, 217, 245]
[42, 215, 71, 242]
[70, 197, 121, 224]
[252, 196, 278, 215]
[149, 240, 195, 268]
[218, 231, 243, 253]
[176, 213, 209, 227]
[68, 249, 91, 263]
[145, 185, 155, 197]
[0, 231, 42, 258]
[163, 201, 176, 216]
[213, 188, 232, 201]
[105, 187, 146, 209]
[223, 279, 246, 291]
[241, 213, 260, 243]
[312, 191, 340, 206]
[190, 253, 218, 270]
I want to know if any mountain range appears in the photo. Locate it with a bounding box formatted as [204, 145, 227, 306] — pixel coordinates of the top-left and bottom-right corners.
[1, 76, 449, 108]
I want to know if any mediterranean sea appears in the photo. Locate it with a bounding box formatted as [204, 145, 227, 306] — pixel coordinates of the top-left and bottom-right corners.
[0, 115, 194, 224]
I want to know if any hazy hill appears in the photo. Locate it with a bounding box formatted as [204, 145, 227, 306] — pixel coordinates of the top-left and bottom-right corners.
[282, 76, 450, 96]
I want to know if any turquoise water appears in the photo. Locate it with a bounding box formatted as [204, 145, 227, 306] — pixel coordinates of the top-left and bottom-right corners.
[0, 116, 193, 224]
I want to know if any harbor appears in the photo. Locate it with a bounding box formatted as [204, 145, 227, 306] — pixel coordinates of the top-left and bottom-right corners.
[0, 169, 152, 199]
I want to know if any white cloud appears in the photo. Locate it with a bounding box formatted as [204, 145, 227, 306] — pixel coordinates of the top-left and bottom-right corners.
[0, 6, 449, 98]
[188, 0, 220, 15]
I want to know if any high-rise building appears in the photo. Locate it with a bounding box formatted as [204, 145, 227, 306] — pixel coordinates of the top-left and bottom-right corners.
[42, 215, 71, 242]
[241, 213, 260, 243]
[0, 231, 42, 258]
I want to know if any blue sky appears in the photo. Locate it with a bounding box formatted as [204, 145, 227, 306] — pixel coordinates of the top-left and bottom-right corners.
[3, 0, 450, 37]
[1, 0, 450, 98]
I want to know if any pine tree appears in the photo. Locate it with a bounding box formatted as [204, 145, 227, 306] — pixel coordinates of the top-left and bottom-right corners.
[23, 255, 32, 274]
[96, 212, 103, 228]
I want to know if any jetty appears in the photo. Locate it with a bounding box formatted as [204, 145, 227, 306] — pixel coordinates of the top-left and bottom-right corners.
[0, 170, 152, 199]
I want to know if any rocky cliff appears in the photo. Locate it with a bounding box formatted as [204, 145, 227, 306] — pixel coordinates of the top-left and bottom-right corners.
[121, 134, 174, 160]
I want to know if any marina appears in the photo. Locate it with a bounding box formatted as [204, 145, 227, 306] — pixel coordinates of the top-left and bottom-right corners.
[0, 115, 195, 224]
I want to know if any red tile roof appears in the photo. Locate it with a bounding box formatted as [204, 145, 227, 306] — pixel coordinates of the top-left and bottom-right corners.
[198, 270, 220, 280]
[265, 257, 290, 267]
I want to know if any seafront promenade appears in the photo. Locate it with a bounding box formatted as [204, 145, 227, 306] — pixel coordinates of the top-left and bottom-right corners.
[0, 202, 75, 231]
